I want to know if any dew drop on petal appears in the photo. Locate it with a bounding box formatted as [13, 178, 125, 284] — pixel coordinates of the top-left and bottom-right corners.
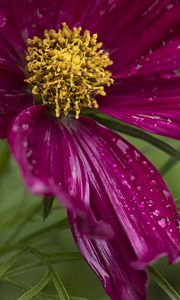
[147, 199, 153, 207]
[158, 218, 167, 228]
[130, 175, 136, 181]
[139, 201, 145, 208]
[26, 149, 32, 158]
[147, 97, 153, 103]
[150, 179, 157, 186]
[128, 158, 133, 164]
[12, 124, 19, 132]
[166, 3, 173, 10]
[163, 190, 169, 200]
[112, 163, 117, 169]
[153, 209, 160, 217]
[21, 123, 29, 131]
[166, 204, 171, 208]
[32, 159, 36, 165]
[137, 185, 142, 191]
[149, 169, 155, 175]
[142, 160, 148, 167]
[22, 140, 28, 148]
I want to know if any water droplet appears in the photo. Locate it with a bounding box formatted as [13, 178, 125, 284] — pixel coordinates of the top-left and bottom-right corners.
[21, 123, 29, 131]
[135, 64, 142, 70]
[147, 97, 153, 103]
[142, 160, 148, 167]
[153, 209, 160, 217]
[130, 175, 135, 181]
[149, 169, 155, 175]
[149, 49, 153, 55]
[158, 218, 167, 228]
[166, 204, 171, 208]
[166, 3, 173, 10]
[122, 180, 127, 186]
[134, 150, 140, 161]
[167, 118, 172, 124]
[128, 158, 133, 164]
[150, 179, 157, 186]
[26, 149, 32, 158]
[139, 201, 145, 208]
[163, 190, 169, 200]
[137, 185, 142, 191]
[12, 124, 19, 132]
[147, 200, 153, 207]
[22, 140, 28, 148]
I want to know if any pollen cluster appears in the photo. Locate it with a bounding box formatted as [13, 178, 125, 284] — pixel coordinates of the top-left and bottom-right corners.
[25, 23, 113, 118]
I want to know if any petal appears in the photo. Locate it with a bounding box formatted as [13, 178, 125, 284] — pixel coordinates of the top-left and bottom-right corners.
[0, 55, 31, 138]
[100, 76, 180, 139]
[8, 105, 89, 207]
[67, 117, 180, 267]
[8, 108, 180, 265]
[102, 1, 180, 77]
[79, 1, 180, 77]
[0, 91, 33, 138]
[8, 105, 112, 238]
[0, 0, 96, 51]
[69, 212, 147, 300]
[0, 57, 25, 89]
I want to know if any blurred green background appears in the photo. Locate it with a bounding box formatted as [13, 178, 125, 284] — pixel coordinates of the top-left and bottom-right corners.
[0, 132, 179, 300]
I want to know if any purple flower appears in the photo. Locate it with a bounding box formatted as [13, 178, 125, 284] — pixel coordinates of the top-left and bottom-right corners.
[0, 1, 180, 299]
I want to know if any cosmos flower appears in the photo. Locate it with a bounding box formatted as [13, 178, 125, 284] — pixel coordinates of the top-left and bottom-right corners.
[0, 1, 180, 299]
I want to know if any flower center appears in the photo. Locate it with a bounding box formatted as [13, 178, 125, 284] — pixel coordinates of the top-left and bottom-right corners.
[25, 22, 114, 118]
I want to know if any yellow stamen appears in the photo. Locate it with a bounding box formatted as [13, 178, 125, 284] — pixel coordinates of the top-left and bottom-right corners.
[25, 22, 114, 118]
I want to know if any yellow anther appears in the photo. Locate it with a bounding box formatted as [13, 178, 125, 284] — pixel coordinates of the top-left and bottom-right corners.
[25, 22, 114, 118]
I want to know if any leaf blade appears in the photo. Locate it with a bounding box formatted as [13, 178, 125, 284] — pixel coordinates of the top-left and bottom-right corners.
[148, 266, 180, 300]
[51, 268, 70, 300]
[17, 271, 51, 300]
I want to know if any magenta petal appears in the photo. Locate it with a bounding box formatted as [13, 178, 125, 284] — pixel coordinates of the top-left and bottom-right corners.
[68, 117, 180, 267]
[0, 91, 33, 138]
[8, 105, 113, 239]
[100, 76, 180, 139]
[69, 212, 147, 300]
[0, 0, 96, 49]
[105, 1, 180, 77]
[8, 105, 89, 207]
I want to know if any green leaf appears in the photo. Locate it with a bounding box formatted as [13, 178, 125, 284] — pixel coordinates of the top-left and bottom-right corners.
[148, 266, 180, 300]
[160, 157, 179, 177]
[6, 252, 81, 277]
[70, 298, 91, 300]
[51, 268, 70, 300]
[45, 252, 81, 260]
[0, 204, 41, 231]
[17, 271, 51, 300]
[19, 217, 69, 244]
[0, 141, 10, 174]
[42, 196, 55, 220]
[0, 249, 26, 278]
[89, 113, 180, 160]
